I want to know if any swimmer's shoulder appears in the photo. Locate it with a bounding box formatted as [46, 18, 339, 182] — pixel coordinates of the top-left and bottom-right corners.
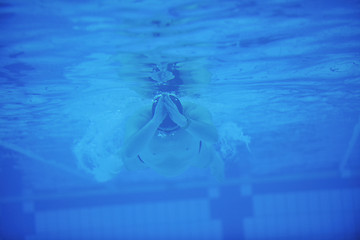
[183, 101, 213, 123]
[135, 106, 152, 120]
[124, 106, 152, 139]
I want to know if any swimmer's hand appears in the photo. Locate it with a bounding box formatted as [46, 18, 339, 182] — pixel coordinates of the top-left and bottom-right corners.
[152, 96, 167, 124]
[164, 95, 187, 127]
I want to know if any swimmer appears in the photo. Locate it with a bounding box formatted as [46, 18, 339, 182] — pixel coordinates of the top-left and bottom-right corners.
[121, 93, 225, 180]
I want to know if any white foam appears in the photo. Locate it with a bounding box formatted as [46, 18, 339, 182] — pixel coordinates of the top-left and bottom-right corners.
[218, 122, 251, 160]
[73, 111, 125, 182]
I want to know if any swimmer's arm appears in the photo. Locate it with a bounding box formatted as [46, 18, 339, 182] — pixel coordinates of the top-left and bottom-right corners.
[185, 118, 218, 143]
[183, 103, 219, 143]
[122, 116, 159, 158]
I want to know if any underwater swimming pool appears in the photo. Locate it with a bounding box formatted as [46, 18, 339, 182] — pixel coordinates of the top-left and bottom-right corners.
[1, 0, 359, 239]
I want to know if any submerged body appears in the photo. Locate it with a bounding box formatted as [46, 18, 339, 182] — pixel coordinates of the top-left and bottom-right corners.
[143, 128, 201, 173]
[121, 95, 224, 178]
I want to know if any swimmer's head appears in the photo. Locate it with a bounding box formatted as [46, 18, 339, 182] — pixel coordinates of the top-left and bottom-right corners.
[152, 94, 183, 132]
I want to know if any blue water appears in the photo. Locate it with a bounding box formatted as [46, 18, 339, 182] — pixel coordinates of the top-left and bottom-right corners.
[1, 0, 360, 239]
